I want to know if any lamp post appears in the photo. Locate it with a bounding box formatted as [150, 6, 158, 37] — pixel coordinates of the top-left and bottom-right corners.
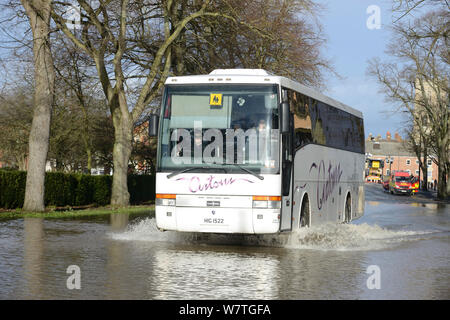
[386, 155, 393, 176]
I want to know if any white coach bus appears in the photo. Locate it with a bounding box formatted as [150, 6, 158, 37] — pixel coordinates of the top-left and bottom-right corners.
[149, 69, 365, 234]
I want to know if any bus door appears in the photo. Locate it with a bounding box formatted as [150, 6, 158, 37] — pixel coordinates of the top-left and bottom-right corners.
[280, 97, 294, 231]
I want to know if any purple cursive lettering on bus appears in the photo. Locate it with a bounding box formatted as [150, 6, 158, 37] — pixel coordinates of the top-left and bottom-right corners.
[176, 175, 254, 193]
[310, 161, 343, 210]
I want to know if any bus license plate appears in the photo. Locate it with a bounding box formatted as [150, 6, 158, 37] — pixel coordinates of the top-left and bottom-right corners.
[203, 218, 224, 224]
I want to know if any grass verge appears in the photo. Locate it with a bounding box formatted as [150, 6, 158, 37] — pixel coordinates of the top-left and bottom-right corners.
[0, 205, 154, 221]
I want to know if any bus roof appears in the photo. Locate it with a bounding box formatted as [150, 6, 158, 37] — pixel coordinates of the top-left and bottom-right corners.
[165, 69, 364, 118]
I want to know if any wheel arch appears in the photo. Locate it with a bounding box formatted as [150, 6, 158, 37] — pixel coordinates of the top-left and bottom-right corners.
[298, 192, 311, 228]
[343, 190, 352, 222]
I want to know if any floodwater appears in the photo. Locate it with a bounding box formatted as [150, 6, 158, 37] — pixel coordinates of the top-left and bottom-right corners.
[0, 184, 449, 299]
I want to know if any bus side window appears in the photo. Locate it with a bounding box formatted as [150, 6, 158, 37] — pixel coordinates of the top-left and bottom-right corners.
[288, 90, 313, 149]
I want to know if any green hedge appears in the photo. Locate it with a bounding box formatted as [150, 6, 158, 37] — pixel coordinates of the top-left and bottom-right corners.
[128, 174, 155, 204]
[0, 170, 27, 209]
[0, 170, 155, 209]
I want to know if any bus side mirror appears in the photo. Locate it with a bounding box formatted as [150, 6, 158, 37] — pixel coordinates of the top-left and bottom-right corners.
[148, 114, 159, 137]
[280, 101, 290, 134]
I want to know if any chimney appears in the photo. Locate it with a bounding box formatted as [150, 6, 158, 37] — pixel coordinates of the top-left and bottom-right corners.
[394, 132, 402, 142]
[386, 131, 391, 141]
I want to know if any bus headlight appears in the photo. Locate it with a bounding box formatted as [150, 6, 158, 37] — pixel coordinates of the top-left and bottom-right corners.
[252, 196, 281, 209]
[156, 194, 176, 206]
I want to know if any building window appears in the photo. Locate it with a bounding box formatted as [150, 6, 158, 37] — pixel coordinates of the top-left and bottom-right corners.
[415, 160, 419, 164]
[386, 169, 390, 176]
[415, 170, 419, 175]
[406, 170, 411, 174]
[427, 159, 432, 166]
[406, 159, 411, 165]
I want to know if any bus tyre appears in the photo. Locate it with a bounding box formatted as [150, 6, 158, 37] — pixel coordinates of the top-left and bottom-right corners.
[344, 195, 351, 223]
[300, 196, 310, 228]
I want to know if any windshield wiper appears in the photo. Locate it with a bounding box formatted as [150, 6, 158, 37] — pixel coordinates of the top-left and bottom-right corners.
[167, 166, 227, 179]
[220, 163, 264, 180]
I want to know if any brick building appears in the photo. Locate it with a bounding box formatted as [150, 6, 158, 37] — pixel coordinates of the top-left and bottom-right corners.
[365, 131, 438, 187]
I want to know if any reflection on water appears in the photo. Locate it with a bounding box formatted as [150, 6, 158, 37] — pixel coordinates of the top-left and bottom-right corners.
[0, 197, 448, 299]
[409, 202, 444, 209]
[110, 213, 129, 231]
[23, 218, 44, 299]
[149, 247, 280, 299]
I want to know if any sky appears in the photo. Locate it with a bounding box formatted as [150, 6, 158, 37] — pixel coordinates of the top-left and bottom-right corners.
[317, 0, 407, 139]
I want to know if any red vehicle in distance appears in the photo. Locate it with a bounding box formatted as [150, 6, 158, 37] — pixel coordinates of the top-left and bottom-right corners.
[385, 171, 414, 195]
[409, 176, 419, 195]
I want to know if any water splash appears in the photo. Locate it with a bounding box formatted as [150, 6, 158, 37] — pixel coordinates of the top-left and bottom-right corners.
[109, 218, 179, 242]
[284, 223, 436, 251]
[109, 218, 436, 251]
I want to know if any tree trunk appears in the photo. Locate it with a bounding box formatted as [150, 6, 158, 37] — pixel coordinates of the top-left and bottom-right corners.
[22, 0, 55, 212]
[437, 147, 449, 199]
[437, 164, 445, 199]
[421, 139, 428, 191]
[446, 168, 450, 199]
[86, 147, 92, 173]
[110, 100, 133, 207]
[81, 131, 92, 174]
[17, 154, 28, 172]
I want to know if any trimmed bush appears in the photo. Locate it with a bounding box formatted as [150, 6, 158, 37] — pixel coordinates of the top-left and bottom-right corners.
[75, 174, 94, 206]
[0, 170, 155, 209]
[0, 170, 27, 209]
[128, 174, 155, 204]
[92, 175, 112, 206]
[44, 172, 78, 206]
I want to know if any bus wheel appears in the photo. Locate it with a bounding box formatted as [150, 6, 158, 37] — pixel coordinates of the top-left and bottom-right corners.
[300, 195, 310, 228]
[344, 194, 351, 223]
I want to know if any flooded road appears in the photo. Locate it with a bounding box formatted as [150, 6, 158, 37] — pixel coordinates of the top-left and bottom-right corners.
[0, 184, 449, 299]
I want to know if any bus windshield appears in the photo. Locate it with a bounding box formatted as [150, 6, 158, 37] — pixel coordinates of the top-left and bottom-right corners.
[157, 84, 280, 174]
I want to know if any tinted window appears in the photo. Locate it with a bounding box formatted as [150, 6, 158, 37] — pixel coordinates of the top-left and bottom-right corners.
[315, 101, 364, 153]
[286, 88, 364, 154]
[288, 90, 313, 149]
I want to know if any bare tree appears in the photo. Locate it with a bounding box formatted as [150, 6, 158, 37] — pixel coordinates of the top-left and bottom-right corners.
[368, 9, 449, 199]
[52, 36, 108, 173]
[403, 114, 432, 189]
[167, 0, 330, 88]
[0, 86, 33, 170]
[20, 0, 55, 212]
[50, 0, 238, 206]
[392, 0, 449, 22]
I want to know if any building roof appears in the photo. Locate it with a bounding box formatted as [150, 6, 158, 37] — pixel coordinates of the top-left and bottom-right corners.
[365, 139, 414, 157]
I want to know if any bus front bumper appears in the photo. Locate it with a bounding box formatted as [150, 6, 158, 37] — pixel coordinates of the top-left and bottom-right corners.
[155, 205, 280, 234]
